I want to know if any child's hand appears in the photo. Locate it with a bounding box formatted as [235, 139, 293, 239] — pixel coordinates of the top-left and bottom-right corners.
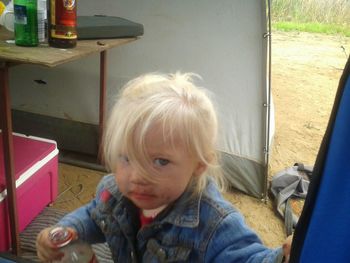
[36, 227, 63, 262]
[282, 235, 293, 263]
[36, 227, 77, 262]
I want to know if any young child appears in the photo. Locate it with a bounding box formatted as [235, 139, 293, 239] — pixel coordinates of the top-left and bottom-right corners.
[36, 72, 290, 262]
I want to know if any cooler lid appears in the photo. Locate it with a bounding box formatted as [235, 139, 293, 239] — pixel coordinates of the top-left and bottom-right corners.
[0, 133, 57, 192]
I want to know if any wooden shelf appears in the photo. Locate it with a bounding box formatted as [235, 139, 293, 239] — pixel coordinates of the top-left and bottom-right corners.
[0, 28, 137, 67]
[0, 26, 138, 255]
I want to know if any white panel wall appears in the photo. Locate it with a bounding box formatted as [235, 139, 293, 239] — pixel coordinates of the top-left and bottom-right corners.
[10, 0, 267, 162]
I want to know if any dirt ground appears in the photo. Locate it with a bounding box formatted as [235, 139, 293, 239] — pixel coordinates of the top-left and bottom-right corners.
[226, 31, 349, 248]
[52, 31, 350, 249]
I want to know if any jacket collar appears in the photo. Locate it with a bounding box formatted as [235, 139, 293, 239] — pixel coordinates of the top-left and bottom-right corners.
[105, 176, 123, 201]
[159, 183, 203, 228]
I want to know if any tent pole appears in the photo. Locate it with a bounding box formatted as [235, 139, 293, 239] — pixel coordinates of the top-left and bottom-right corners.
[263, 0, 272, 202]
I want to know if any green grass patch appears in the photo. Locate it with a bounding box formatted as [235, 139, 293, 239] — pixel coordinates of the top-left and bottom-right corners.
[272, 22, 350, 37]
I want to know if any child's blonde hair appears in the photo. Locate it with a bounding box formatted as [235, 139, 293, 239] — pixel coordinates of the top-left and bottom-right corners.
[103, 72, 224, 195]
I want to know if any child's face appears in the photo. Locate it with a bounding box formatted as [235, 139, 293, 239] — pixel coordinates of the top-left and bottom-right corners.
[114, 125, 205, 211]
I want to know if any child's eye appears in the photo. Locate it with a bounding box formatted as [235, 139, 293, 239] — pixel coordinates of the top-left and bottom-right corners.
[154, 158, 169, 167]
[118, 155, 129, 164]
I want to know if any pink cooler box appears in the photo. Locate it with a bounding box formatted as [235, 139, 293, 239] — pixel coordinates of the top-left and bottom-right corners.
[0, 133, 59, 251]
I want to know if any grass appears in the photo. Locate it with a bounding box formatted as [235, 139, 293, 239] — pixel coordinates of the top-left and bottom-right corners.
[271, 0, 350, 37]
[272, 21, 350, 37]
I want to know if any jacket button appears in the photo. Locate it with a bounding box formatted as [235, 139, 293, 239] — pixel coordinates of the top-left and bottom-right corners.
[100, 220, 106, 231]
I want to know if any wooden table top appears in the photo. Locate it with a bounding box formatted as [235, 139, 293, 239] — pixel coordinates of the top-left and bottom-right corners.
[0, 27, 137, 67]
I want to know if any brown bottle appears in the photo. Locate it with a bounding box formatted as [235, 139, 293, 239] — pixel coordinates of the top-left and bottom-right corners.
[48, 0, 77, 48]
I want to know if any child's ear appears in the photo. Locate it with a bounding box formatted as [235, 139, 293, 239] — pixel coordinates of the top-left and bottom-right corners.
[193, 162, 207, 177]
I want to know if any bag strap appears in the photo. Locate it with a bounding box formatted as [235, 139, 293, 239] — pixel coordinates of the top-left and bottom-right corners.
[284, 198, 294, 236]
[294, 162, 313, 179]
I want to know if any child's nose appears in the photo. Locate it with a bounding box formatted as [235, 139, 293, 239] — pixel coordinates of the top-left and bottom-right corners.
[129, 166, 149, 185]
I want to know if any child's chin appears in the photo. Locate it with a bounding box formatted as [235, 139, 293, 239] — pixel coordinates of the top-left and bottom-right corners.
[129, 196, 159, 209]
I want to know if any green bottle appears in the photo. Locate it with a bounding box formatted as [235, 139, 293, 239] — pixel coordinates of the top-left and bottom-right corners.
[14, 0, 38, 46]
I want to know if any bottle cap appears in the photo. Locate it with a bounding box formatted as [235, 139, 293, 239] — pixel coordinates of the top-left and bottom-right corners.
[0, 2, 5, 16]
[49, 227, 75, 248]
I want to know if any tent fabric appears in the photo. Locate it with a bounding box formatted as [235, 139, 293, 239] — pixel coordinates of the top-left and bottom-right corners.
[290, 56, 350, 262]
[216, 0, 272, 199]
[221, 152, 265, 199]
[10, 1, 272, 200]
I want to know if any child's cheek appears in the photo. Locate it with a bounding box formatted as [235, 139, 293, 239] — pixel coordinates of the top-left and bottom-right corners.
[161, 186, 184, 203]
[114, 173, 129, 194]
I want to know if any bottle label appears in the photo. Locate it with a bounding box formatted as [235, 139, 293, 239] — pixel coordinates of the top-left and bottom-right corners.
[37, 8, 46, 42]
[50, 25, 77, 39]
[63, 0, 75, 11]
[14, 5, 27, 25]
[50, 0, 77, 40]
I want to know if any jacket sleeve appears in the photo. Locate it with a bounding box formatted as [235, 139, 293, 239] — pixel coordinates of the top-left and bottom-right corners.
[57, 176, 112, 244]
[205, 211, 284, 263]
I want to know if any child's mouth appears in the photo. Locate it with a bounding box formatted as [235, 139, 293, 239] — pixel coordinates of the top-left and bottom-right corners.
[130, 192, 155, 201]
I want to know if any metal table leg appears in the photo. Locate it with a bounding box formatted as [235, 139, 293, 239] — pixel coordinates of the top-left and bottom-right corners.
[98, 51, 107, 161]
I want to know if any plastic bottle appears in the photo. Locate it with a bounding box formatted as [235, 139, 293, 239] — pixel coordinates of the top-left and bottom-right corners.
[0, 0, 14, 32]
[37, 0, 47, 43]
[48, 0, 77, 48]
[13, 0, 38, 46]
[49, 226, 98, 263]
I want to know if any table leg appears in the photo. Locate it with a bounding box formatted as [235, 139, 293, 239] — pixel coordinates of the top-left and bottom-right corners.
[98, 51, 107, 161]
[0, 65, 20, 254]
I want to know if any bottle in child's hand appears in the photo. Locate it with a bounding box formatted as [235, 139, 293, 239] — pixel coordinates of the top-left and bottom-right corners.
[49, 226, 98, 263]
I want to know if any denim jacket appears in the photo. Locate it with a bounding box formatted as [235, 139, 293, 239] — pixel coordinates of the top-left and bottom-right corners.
[58, 175, 283, 262]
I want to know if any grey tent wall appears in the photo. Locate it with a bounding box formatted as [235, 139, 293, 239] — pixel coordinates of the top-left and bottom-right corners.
[219, 0, 270, 199]
[221, 153, 266, 198]
[10, 1, 271, 199]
